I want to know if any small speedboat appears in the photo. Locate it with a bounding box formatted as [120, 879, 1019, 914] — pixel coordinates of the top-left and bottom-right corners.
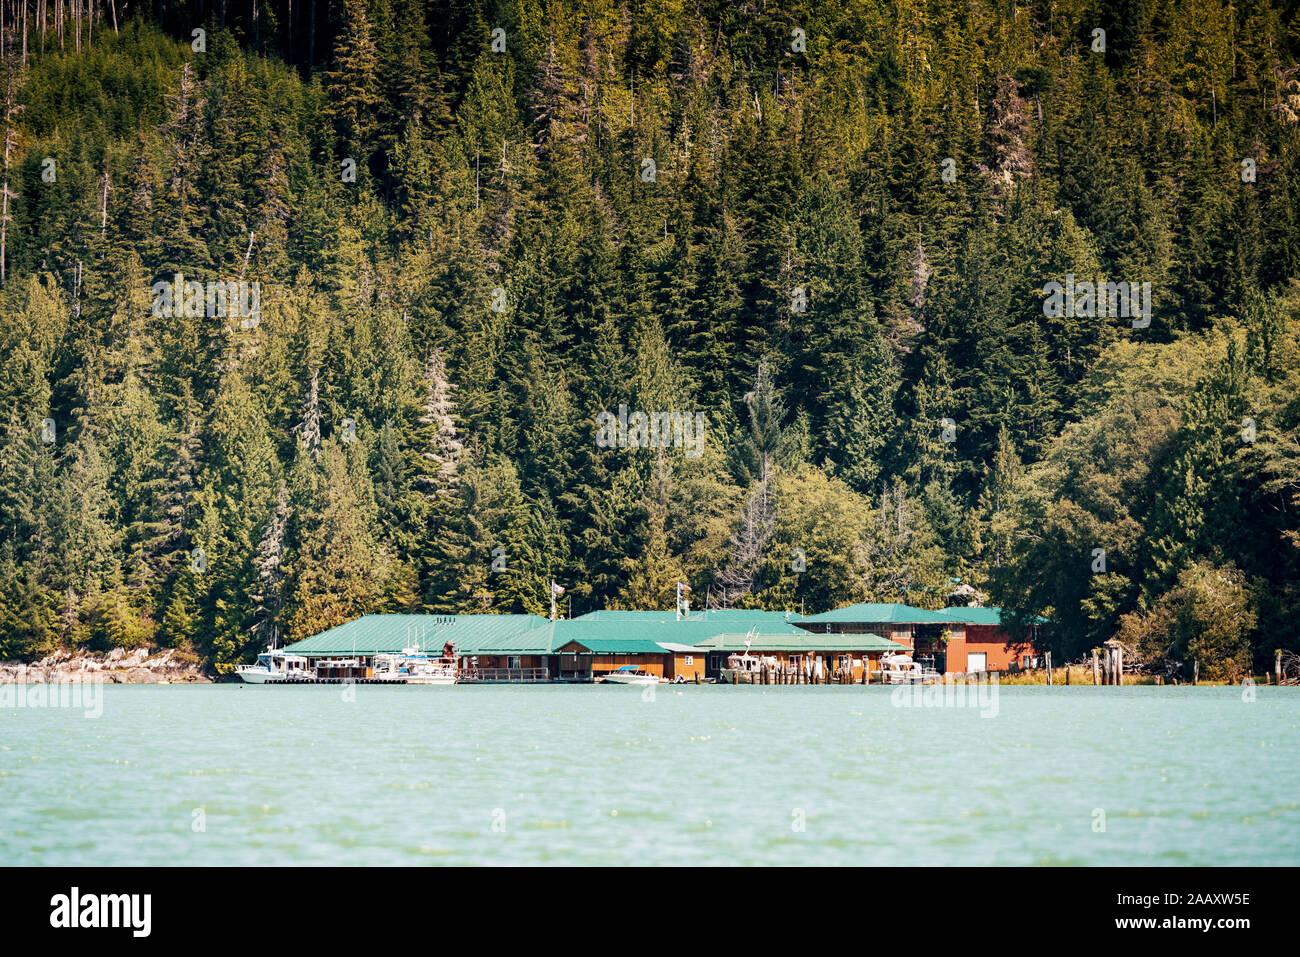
[236, 651, 314, 684]
[598, 665, 666, 685]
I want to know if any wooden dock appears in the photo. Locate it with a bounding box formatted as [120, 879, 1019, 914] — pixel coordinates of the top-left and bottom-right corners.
[264, 677, 409, 685]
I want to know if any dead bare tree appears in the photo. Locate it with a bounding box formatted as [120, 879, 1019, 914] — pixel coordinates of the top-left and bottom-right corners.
[712, 471, 774, 607]
[0, 53, 24, 288]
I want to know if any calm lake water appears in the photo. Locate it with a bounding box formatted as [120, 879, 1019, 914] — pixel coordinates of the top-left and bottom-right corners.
[2, 684, 1297, 865]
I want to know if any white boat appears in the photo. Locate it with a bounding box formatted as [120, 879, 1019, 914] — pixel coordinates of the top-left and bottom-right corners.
[718, 629, 771, 685]
[598, 665, 666, 685]
[879, 653, 940, 685]
[236, 650, 313, 684]
[719, 652, 779, 684]
[373, 648, 457, 685]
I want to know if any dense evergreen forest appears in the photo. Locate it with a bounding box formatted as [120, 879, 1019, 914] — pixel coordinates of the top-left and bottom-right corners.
[0, 0, 1298, 677]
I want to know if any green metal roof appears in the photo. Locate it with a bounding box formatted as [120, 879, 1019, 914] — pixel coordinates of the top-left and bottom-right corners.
[283, 604, 961, 659]
[571, 610, 681, 621]
[800, 602, 953, 624]
[552, 617, 808, 650]
[557, 638, 683, 654]
[938, 606, 1004, 625]
[694, 632, 907, 653]
[938, 607, 1049, 626]
[690, 608, 804, 622]
[471, 621, 563, 654]
[573, 608, 803, 623]
[283, 614, 549, 656]
[474, 616, 814, 655]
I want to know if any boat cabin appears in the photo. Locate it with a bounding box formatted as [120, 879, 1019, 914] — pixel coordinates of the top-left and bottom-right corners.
[257, 651, 311, 675]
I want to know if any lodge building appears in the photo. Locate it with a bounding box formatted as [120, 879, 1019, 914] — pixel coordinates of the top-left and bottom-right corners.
[936, 606, 1041, 673]
[280, 601, 1042, 681]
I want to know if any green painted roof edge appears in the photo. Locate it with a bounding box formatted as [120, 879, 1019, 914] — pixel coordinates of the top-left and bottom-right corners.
[695, 632, 907, 652]
[801, 603, 954, 624]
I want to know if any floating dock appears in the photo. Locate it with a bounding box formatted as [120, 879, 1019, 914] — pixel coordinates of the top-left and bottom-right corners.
[263, 676, 410, 685]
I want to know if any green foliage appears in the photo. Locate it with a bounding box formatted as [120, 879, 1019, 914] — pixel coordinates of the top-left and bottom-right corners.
[1117, 560, 1257, 680]
[0, 6, 1297, 675]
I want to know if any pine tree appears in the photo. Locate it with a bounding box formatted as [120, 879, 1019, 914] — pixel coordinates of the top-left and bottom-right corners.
[324, 0, 383, 162]
[250, 480, 291, 650]
[285, 443, 392, 640]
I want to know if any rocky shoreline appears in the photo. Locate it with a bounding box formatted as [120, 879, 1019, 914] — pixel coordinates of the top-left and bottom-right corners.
[0, 648, 216, 684]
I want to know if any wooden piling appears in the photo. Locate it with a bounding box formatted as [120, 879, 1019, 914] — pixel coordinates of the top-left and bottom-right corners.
[1115, 646, 1123, 685]
[1193, 660, 1199, 685]
[1046, 651, 1053, 686]
[1276, 650, 1283, 685]
[1092, 650, 1100, 686]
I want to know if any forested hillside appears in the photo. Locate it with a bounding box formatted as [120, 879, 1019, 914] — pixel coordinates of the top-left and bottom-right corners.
[1, 0, 1298, 677]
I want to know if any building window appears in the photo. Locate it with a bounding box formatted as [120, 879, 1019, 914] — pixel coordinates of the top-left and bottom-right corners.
[684, 656, 693, 665]
[509, 656, 522, 670]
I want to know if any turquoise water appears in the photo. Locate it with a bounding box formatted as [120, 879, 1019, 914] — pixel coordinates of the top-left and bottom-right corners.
[1, 684, 1297, 865]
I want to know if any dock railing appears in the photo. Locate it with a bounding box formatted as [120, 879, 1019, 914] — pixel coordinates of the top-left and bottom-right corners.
[459, 666, 550, 683]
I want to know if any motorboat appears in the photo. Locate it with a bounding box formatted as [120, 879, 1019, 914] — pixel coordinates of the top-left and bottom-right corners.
[236, 650, 314, 684]
[373, 648, 457, 685]
[598, 665, 666, 685]
[719, 652, 779, 684]
[879, 653, 940, 684]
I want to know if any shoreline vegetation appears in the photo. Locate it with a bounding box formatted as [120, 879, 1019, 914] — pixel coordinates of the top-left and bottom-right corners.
[992, 665, 1263, 686]
[3, 651, 1295, 687]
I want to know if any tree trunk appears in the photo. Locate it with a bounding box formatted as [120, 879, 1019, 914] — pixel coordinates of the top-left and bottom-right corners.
[100, 168, 110, 239]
